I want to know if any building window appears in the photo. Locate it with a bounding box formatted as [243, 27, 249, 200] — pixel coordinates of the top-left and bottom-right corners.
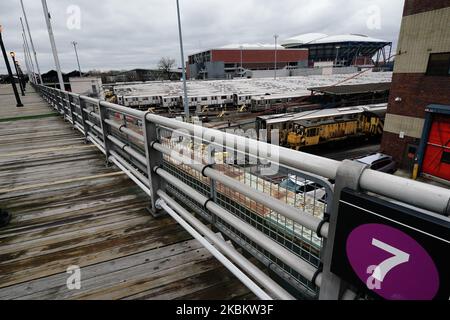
[441, 151, 450, 165]
[426, 53, 450, 76]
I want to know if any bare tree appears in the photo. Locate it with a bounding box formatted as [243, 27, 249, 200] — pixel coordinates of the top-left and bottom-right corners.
[158, 57, 176, 80]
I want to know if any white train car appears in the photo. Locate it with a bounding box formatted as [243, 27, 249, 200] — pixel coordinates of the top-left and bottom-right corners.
[250, 93, 304, 111]
[182, 94, 234, 108]
[234, 94, 254, 106]
[161, 95, 182, 109]
[120, 95, 162, 108]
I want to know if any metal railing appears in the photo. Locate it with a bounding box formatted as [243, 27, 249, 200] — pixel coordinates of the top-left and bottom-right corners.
[34, 84, 450, 300]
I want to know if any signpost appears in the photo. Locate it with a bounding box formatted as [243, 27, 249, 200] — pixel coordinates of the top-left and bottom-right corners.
[331, 188, 450, 300]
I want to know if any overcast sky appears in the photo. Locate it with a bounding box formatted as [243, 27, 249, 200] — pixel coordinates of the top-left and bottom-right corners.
[0, 0, 405, 74]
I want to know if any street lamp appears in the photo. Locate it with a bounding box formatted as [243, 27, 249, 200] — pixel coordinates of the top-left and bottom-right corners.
[71, 41, 82, 77]
[0, 26, 23, 107]
[240, 45, 243, 77]
[41, 0, 65, 90]
[335, 46, 341, 66]
[20, 0, 43, 84]
[20, 18, 36, 84]
[274, 34, 279, 80]
[176, 0, 189, 120]
[10, 52, 25, 96]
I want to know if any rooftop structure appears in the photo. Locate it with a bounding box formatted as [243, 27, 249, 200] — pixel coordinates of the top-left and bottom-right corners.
[281, 33, 392, 67]
[187, 46, 308, 80]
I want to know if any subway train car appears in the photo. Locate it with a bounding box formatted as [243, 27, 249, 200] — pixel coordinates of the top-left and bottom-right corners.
[256, 103, 387, 149]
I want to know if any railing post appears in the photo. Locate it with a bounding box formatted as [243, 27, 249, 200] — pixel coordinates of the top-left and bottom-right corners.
[98, 101, 112, 165]
[78, 96, 90, 143]
[58, 90, 65, 117]
[208, 146, 217, 224]
[318, 160, 368, 300]
[67, 93, 76, 128]
[143, 112, 164, 217]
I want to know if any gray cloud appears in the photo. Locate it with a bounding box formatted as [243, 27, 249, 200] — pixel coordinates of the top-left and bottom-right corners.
[0, 0, 404, 73]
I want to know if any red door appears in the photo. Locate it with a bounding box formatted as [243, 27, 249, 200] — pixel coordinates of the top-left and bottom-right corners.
[422, 115, 450, 181]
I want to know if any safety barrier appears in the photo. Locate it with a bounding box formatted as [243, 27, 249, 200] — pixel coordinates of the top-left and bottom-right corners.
[34, 84, 450, 300]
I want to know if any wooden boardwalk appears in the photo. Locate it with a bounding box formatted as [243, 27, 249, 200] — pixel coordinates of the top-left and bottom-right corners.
[0, 85, 252, 300]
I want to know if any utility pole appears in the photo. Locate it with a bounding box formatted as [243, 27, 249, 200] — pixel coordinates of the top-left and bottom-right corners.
[23, 43, 33, 84]
[335, 46, 341, 66]
[176, 0, 189, 120]
[274, 34, 279, 80]
[71, 41, 82, 77]
[20, 0, 43, 84]
[0, 26, 23, 107]
[41, 0, 65, 91]
[10, 52, 25, 96]
[20, 18, 35, 84]
[23, 32, 35, 84]
[240, 45, 243, 78]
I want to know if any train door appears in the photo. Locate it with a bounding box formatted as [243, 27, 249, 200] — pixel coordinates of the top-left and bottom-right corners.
[422, 115, 450, 181]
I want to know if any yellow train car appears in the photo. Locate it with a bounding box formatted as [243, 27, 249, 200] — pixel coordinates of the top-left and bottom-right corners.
[256, 104, 387, 150]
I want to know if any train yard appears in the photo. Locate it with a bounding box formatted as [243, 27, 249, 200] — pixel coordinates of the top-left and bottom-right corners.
[109, 71, 392, 117]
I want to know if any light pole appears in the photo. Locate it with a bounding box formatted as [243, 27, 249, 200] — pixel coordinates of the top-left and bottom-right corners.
[71, 41, 82, 77]
[335, 46, 341, 66]
[20, 0, 43, 84]
[23, 32, 36, 84]
[10, 52, 25, 96]
[274, 34, 279, 80]
[176, 0, 189, 119]
[0, 26, 23, 107]
[23, 42, 33, 84]
[20, 18, 36, 84]
[41, 0, 65, 91]
[15, 60, 27, 92]
[240, 45, 243, 77]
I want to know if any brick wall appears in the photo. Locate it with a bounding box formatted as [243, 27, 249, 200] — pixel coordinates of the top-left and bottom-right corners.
[403, 0, 450, 16]
[210, 49, 308, 64]
[387, 73, 450, 119]
[381, 131, 420, 167]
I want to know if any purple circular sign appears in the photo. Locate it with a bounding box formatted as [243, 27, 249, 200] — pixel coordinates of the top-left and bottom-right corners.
[346, 223, 439, 300]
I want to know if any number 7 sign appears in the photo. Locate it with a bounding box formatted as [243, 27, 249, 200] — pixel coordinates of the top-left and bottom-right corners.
[371, 239, 410, 282]
[346, 224, 440, 300]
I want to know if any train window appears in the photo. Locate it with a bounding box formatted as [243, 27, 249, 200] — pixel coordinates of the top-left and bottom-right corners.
[221, 96, 227, 99]
[202, 97, 208, 101]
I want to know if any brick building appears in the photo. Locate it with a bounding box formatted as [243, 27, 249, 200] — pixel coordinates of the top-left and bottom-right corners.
[187, 44, 308, 79]
[381, 0, 450, 181]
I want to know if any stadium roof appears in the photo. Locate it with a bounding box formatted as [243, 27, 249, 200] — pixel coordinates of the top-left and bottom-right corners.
[282, 33, 389, 47]
[217, 43, 286, 50]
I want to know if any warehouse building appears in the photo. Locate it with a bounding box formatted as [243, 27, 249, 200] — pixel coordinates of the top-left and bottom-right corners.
[187, 44, 308, 80]
[380, 0, 450, 182]
[281, 33, 392, 67]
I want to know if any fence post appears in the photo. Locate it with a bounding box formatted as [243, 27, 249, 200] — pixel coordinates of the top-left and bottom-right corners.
[318, 159, 368, 300]
[208, 146, 218, 224]
[78, 96, 90, 143]
[98, 101, 112, 165]
[143, 112, 164, 217]
[59, 90, 66, 118]
[67, 93, 76, 128]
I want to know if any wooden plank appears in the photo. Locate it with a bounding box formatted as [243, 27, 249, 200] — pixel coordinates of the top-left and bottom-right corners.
[0, 85, 249, 300]
[0, 239, 204, 300]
